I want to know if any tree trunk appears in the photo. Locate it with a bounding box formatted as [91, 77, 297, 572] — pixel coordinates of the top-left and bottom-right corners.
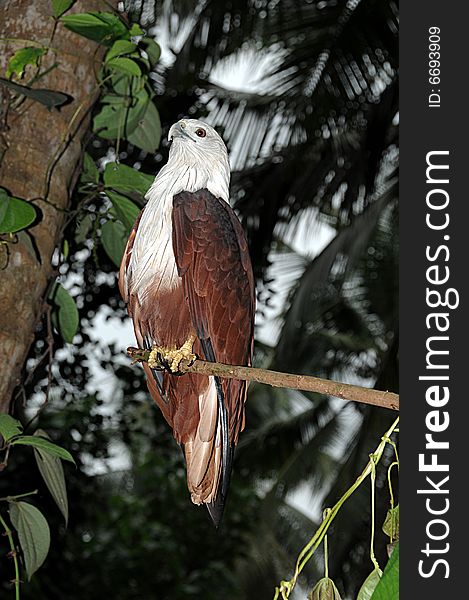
[0, 0, 110, 412]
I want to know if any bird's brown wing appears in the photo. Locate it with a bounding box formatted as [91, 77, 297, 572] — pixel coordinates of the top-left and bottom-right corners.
[172, 189, 255, 524]
[172, 188, 255, 443]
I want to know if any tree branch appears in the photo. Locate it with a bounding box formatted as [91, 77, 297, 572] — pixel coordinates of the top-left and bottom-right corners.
[127, 347, 399, 412]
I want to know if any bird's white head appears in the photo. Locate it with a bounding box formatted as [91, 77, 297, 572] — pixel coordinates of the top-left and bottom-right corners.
[168, 118, 227, 157]
[165, 118, 230, 200]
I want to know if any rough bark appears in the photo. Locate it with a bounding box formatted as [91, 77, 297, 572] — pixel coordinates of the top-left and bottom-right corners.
[0, 0, 110, 412]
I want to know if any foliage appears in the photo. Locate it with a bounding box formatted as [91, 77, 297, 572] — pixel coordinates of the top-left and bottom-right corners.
[274, 418, 399, 599]
[309, 578, 342, 600]
[371, 544, 399, 600]
[357, 568, 382, 600]
[51, 0, 75, 19]
[48, 283, 80, 344]
[1, 390, 261, 599]
[60, 11, 162, 151]
[2, 0, 162, 339]
[9, 501, 50, 581]
[33, 430, 69, 525]
[0, 78, 70, 109]
[0, 188, 38, 234]
[5, 48, 46, 79]
[0, 415, 73, 587]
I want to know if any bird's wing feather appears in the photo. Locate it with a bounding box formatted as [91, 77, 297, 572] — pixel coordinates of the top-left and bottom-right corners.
[172, 188, 255, 442]
[172, 189, 255, 524]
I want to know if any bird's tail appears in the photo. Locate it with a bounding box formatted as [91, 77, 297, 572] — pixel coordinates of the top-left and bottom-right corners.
[206, 376, 233, 528]
[184, 374, 232, 526]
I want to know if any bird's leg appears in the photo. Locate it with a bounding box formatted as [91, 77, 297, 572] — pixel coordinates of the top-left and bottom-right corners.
[148, 334, 197, 374]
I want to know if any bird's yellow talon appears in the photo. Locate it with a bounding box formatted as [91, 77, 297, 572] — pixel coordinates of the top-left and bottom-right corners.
[148, 348, 161, 370]
[149, 334, 196, 373]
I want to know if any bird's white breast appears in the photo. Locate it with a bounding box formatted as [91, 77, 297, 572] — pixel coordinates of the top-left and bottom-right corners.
[127, 160, 230, 305]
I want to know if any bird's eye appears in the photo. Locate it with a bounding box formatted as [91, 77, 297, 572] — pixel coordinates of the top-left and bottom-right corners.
[195, 128, 206, 138]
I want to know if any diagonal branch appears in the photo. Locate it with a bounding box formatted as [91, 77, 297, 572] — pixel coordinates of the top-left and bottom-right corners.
[127, 347, 399, 412]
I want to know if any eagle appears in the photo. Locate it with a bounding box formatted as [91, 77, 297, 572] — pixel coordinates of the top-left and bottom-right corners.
[119, 118, 255, 526]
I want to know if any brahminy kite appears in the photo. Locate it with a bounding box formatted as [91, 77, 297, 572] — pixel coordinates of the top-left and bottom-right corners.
[119, 118, 255, 526]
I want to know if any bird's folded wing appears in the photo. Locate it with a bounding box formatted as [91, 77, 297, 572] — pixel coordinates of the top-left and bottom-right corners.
[171, 188, 255, 442]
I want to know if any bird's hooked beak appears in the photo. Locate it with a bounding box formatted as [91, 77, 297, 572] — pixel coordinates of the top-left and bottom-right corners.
[168, 120, 193, 143]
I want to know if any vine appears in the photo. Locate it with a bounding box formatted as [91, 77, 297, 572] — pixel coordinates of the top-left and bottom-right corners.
[274, 417, 400, 599]
[0, 416, 74, 596]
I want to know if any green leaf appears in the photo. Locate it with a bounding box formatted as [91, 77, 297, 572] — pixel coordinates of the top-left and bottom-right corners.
[104, 162, 153, 196]
[80, 153, 99, 185]
[141, 38, 161, 66]
[106, 39, 137, 62]
[11, 435, 75, 463]
[106, 191, 140, 230]
[52, 0, 75, 18]
[34, 449, 69, 524]
[382, 505, 399, 541]
[106, 56, 141, 77]
[100, 92, 127, 106]
[9, 501, 50, 580]
[370, 545, 399, 600]
[111, 72, 145, 96]
[93, 90, 149, 139]
[357, 568, 382, 600]
[60, 12, 128, 46]
[101, 219, 128, 267]
[0, 415, 23, 442]
[48, 282, 79, 343]
[309, 577, 342, 600]
[75, 212, 93, 244]
[127, 99, 161, 153]
[0, 188, 37, 233]
[33, 429, 69, 525]
[94, 102, 126, 138]
[129, 23, 144, 37]
[96, 12, 130, 39]
[0, 77, 70, 109]
[62, 239, 69, 260]
[6, 47, 46, 78]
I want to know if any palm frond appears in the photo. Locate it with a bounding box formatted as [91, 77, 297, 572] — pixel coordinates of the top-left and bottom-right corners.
[274, 180, 396, 373]
[238, 394, 335, 476]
